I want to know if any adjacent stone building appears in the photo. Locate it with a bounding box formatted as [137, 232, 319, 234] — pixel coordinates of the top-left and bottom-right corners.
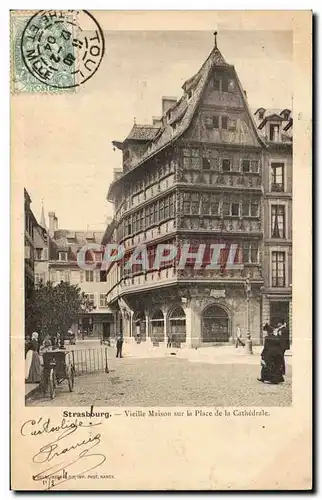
[45, 212, 115, 339]
[104, 37, 271, 347]
[24, 189, 37, 300]
[254, 108, 292, 337]
[33, 204, 50, 285]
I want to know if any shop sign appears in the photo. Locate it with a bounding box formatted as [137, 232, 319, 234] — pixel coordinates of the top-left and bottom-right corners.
[210, 289, 226, 298]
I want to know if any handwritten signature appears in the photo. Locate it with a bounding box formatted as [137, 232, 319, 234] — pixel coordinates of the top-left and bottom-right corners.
[20, 417, 107, 490]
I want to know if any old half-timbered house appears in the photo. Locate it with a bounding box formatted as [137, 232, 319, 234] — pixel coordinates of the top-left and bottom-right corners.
[104, 34, 266, 347]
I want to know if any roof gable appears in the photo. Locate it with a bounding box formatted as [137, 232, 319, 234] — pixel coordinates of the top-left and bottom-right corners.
[108, 40, 266, 198]
[258, 114, 284, 129]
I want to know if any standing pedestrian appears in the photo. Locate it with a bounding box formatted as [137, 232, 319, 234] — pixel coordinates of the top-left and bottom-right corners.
[277, 319, 290, 375]
[235, 325, 245, 348]
[258, 329, 284, 384]
[116, 331, 124, 358]
[25, 332, 42, 383]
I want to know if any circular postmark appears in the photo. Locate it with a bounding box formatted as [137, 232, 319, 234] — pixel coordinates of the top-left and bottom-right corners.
[21, 10, 105, 89]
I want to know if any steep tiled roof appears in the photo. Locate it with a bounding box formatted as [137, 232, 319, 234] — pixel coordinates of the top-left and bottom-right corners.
[108, 44, 265, 199]
[139, 47, 231, 161]
[126, 124, 160, 141]
[50, 230, 104, 261]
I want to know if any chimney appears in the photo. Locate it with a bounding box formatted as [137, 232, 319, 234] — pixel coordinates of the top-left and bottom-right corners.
[152, 116, 162, 127]
[162, 97, 177, 116]
[54, 215, 58, 231]
[48, 212, 56, 237]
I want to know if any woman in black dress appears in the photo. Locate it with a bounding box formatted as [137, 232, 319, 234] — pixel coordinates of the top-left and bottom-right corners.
[258, 324, 284, 384]
[25, 332, 42, 383]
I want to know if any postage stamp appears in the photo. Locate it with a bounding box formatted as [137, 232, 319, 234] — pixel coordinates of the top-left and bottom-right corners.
[11, 10, 105, 93]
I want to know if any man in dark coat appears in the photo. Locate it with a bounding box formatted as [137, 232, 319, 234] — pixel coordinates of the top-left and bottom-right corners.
[116, 331, 124, 358]
[278, 320, 290, 375]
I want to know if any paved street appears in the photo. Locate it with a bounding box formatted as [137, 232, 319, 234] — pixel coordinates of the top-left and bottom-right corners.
[27, 351, 292, 407]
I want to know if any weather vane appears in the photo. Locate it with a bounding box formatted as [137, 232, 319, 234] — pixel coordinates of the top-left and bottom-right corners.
[213, 31, 218, 49]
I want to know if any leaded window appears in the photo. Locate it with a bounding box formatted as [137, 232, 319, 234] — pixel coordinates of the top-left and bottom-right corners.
[272, 251, 286, 287]
[271, 205, 285, 238]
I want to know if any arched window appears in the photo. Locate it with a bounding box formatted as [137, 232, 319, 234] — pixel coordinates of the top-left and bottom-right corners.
[151, 309, 163, 320]
[150, 309, 164, 344]
[133, 311, 146, 342]
[169, 306, 186, 346]
[202, 305, 229, 343]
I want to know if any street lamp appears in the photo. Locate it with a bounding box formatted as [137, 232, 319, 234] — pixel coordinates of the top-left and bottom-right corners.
[244, 277, 253, 355]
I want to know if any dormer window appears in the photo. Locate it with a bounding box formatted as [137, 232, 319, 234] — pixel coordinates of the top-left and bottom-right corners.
[269, 124, 280, 142]
[213, 72, 235, 93]
[221, 75, 228, 92]
[213, 77, 221, 91]
[58, 251, 67, 262]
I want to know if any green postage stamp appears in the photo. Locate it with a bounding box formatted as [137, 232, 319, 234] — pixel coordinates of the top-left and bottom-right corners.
[11, 10, 105, 93]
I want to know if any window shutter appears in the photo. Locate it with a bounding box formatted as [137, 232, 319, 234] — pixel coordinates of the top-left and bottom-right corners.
[95, 271, 100, 282]
[80, 271, 84, 283]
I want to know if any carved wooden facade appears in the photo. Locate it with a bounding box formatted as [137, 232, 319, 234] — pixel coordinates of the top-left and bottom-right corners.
[106, 41, 267, 346]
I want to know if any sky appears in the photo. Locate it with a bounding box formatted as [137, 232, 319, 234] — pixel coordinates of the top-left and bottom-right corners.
[15, 28, 293, 231]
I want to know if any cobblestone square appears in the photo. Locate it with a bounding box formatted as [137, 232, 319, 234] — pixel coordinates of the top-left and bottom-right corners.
[27, 354, 292, 407]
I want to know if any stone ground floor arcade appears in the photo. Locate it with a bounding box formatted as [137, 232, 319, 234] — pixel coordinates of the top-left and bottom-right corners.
[113, 283, 263, 348]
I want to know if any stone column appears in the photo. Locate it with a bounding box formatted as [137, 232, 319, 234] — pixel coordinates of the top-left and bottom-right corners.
[145, 313, 152, 345]
[163, 310, 167, 345]
[184, 304, 192, 348]
[125, 311, 135, 344]
[145, 314, 149, 338]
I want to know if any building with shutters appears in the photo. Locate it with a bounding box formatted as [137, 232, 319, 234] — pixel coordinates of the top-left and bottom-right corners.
[254, 108, 292, 338]
[44, 212, 115, 339]
[104, 35, 271, 347]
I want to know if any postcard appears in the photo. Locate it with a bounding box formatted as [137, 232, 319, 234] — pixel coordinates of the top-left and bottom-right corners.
[11, 10, 312, 490]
